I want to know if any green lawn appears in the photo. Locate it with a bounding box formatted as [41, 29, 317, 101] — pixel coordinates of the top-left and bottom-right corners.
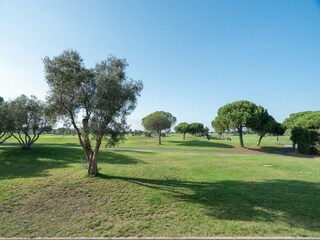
[114, 133, 292, 153]
[1, 134, 319, 237]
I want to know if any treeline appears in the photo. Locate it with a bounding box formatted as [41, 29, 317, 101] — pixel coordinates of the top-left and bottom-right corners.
[140, 100, 320, 155]
[140, 101, 285, 147]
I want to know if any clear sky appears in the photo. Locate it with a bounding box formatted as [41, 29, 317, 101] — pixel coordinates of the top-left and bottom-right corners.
[0, 0, 319, 130]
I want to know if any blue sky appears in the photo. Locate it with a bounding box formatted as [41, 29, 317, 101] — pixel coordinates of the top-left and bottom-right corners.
[0, 0, 319, 130]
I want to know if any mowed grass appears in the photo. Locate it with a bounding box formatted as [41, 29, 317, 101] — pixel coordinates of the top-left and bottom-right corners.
[1, 134, 319, 237]
[115, 133, 292, 153]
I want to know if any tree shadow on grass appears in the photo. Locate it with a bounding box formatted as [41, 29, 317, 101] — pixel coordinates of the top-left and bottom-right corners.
[0, 146, 147, 179]
[102, 150, 148, 165]
[246, 146, 317, 159]
[99, 174, 320, 232]
[168, 140, 234, 149]
[0, 146, 84, 180]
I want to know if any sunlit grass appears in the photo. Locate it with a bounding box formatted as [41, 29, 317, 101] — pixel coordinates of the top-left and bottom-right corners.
[1, 134, 319, 237]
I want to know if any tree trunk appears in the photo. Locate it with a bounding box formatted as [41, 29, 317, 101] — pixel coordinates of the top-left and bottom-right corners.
[158, 129, 161, 145]
[87, 137, 102, 176]
[88, 154, 98, 175]
[277, 135, 279, 141]
[257, 135, 264, 146]
[183, 132, 186, 140]
[238, 126, 244, 147]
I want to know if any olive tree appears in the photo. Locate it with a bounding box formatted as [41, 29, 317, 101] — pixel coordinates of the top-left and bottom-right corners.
[0, 99, 14, 144]
[142, 111, 176, 144]
[214, 100, 259, 147]
[174, 122, 189, 140]
[10, 95, 52, 150]
[44, 50, 143, 175]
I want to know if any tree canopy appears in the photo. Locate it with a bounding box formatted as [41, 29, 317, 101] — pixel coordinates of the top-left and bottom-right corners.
[9, 95, 51, 149]
[44, 50, 143, 175]
[284, 111, 320, 130]
[213, 100, 259, 147]
[211, 118, 225, 137]
[250, 106, 277, 146]
[188, 122, 205, 136]
[0, 98, 14, 144]
[142, 111, 176, 144]
[174, 122, 189, 140]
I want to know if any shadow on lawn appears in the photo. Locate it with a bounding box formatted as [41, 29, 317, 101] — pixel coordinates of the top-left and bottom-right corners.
[168, 140, 234, 149]
[100, 174, 320, 232]
[246, 146, 317, 159]
[0, 146, 146, 179]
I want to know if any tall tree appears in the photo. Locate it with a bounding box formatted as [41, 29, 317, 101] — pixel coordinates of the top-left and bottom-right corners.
[142, 111, 176, 144]
[44, 50, 143, 175]
[9, 95, 51, 149]
[214, 100, 259, 147]
[174, 122, 189, 140]
[251, 106, 276, 146]
[272, 122, 286, 141]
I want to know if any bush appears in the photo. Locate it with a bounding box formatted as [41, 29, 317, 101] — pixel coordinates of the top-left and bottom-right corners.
[290, 127, 319, 154]
[144, 131, 152, 137]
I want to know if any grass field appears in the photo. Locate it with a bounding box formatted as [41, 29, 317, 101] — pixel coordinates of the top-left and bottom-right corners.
[114, 133, 292, 153]
[1, 134, 319, 237]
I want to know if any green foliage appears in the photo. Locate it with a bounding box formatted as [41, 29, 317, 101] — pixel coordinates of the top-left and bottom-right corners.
[188, 122, 204, 136]
[142, 111, 176, 133]
[272, 122, 286, 136]
[144, 130, 152, 137]
[214, 100, 260, 147]
[174, 122, 189, 134]
[284, 111, 320, 130]
[0, 99, 14, 143]
[44, 49, 143, 174]
[174, 122, 189, 140]
[8, 95, 51, 149]
[142, 111, 176, 144]
[211, 118, 225, 136]
[290, 127, 319, 154]
[250, 106, 282, 146]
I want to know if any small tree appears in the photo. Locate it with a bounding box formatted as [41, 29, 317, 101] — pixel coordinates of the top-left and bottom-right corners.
[211, 118, 225, 138]
[9, 95, 52, 150]
[272, 122, 286, 141]
[202, 127, 210, 140]
[142, 111, 176, 144]
[214, 100, 259, 147]
[0, 99, 14, 144]
[188, 122, 204, 136]
[251, 106, 277, 146]
[174, 122, 189, 140]
[44, 50, 143, 175]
